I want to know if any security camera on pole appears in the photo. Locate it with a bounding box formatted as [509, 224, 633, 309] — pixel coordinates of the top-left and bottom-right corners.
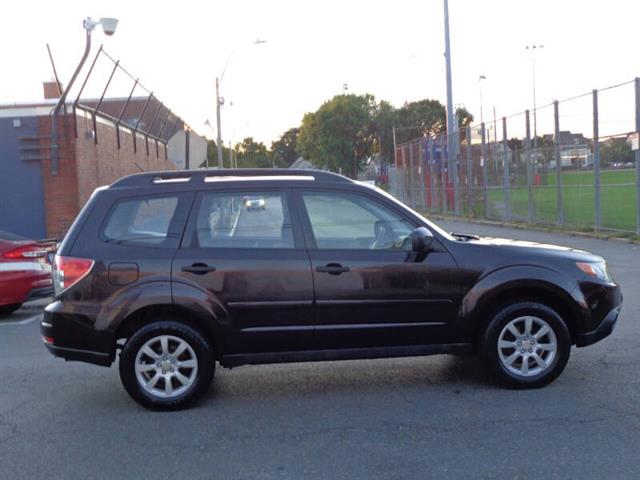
[50, 16, 119, 175]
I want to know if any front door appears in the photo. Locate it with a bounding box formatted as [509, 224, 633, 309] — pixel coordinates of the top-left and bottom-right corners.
[172, 188, 314, 355]
[296, 189, 459, 350]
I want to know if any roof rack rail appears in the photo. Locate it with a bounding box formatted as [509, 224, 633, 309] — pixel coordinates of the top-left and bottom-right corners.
[110, 168, 352, 188]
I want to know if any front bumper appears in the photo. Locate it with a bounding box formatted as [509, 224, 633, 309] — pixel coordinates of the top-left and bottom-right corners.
[576, 306, 621, 347]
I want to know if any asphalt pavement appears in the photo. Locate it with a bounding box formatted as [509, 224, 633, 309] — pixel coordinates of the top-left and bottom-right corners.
[0, 220, 638, 479]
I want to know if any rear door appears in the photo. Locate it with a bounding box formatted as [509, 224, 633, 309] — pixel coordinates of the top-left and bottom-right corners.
[172, 187, 315, 355]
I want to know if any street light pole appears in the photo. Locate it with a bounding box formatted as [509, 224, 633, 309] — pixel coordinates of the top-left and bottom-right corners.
[478, 75, 486, 125]
[443, 0, 455, 174]
[215, 77, 224, 168]
[526, 44, 544, 147]
[215, 39, 266, 170]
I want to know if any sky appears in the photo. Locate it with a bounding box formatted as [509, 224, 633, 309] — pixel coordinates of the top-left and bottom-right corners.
[1, 0, 639, 145]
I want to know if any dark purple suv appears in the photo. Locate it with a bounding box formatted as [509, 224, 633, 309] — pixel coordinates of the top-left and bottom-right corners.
[42, 169, 622, 410]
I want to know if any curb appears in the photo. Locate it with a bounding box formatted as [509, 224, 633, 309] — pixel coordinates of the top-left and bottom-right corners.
[428, 214, 640, 245]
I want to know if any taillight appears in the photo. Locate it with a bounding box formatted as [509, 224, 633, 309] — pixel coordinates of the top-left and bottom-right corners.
[53, 255, 94, 295]
[3, 245, 47, 259]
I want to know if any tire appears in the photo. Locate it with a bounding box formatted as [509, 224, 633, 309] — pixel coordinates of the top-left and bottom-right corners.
[0, 303, 22, 316]
[481, 301, 571, 389]
[119, 319, 215, 410]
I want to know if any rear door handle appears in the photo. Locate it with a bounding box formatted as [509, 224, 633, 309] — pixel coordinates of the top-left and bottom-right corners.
[181, 263, 216, 275]
[316, 263, 350, 275]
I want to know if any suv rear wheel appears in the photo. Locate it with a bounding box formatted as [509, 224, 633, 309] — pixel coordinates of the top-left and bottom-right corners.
[119, 319, 215, 410]
[482, 301, 571, 388]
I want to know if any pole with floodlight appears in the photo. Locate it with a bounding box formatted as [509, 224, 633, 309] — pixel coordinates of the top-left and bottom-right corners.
[215, 39, 267, 168]
[50, 17, 118, 175]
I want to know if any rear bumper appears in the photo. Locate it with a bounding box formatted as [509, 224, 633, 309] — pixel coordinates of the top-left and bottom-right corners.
[41, 340, 112, 367]
[576, 306, 621, 347]
[41, 302, 113, 367]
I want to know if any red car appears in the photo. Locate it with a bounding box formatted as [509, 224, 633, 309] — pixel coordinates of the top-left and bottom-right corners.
[0, 231, 55, 315]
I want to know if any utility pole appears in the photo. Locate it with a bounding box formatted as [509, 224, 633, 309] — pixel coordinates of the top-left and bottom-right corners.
[526, 44, 544, 147]
[443, 0, 456, 192]
[479, 75, 486, 125]
[215, 77, 223, 168]
[392, 126, 397, 169]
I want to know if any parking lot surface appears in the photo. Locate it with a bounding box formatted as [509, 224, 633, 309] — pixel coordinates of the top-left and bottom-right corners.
[1, 220, 638, 479]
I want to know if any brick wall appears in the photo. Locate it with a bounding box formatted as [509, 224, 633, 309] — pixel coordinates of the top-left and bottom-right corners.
[38, 115, 80, 238]
[39, 110, 175, 238]
[74, 109, 174, 206]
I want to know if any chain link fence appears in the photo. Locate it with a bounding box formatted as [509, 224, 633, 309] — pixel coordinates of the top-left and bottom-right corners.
[390, 78, 640, 234]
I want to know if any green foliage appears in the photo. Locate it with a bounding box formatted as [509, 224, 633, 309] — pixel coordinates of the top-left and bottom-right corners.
[270, 128, 299, 168]
[297, 94, 377, 177]
[601, 137, 634, 166]
[234, 137, 272, 168]
[214, 93, 476, 176]
[296, 94, 471, 177]
[206, 140, 232, 168]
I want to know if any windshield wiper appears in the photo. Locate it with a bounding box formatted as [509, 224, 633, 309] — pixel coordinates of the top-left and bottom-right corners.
[451, 232, 480, 241]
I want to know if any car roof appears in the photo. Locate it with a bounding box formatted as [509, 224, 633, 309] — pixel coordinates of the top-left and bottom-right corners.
[110, 169, 353, 189]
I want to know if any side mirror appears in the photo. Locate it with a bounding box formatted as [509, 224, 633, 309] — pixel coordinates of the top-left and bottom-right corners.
[411, 227, 434, 252]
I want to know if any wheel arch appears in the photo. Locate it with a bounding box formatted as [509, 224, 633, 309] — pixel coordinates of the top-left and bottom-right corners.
[113, 303, 224, 361]
[462, 266, 586, 348]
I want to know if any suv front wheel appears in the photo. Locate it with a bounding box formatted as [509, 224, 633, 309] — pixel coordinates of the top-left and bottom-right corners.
[482, 301, 571, 389]
[119, 319, 215, 410]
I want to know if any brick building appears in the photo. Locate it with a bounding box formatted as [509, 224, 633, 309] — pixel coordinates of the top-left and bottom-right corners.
[0, 83, 207, 239]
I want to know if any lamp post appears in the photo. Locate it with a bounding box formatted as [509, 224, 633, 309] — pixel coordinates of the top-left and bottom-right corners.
[443, 0, 458, 213]
[525, 44, 544, 147]
[478, 74, 486, 125]
[215, 39, 267, 168]
[51, 17, 118, 175]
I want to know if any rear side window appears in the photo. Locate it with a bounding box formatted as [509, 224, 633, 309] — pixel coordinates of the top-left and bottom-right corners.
[102, 195, 186, 247]
[191, 191, 294, 249]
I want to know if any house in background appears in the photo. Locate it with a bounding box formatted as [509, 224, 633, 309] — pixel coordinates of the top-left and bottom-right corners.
[543, 131, 592, 169]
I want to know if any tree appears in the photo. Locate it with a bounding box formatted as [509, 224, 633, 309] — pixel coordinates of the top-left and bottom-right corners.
[234, 137, 272, 168]
[507, 138, 524, 152]
[394, 99, 446, 144]
[455, 106, 474, 129]
[297, 94, 377, 177]
[371, 100, 399, 164]
[206, 139, 232, 168]
[601, 137, 634, 166]
[270, 128, 299, 168]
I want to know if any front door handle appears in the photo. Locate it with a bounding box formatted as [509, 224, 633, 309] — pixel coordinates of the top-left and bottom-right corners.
[316, 263, 350, 275]
[181, 263, 216, 275]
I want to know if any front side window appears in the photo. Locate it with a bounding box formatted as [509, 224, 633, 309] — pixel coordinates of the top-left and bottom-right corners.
[192, 191, 294, 249]
[302, 192, 414, 250]
[103, 195, 181, 247]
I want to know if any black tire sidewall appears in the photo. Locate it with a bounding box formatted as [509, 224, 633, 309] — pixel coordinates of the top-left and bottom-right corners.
[482, 302, 571, 389]
[119, 320, 215, 410]
[0, 303, 22, 315]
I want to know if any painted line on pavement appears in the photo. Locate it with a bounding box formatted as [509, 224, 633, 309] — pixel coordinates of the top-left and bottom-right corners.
[0, 313, 43, 327]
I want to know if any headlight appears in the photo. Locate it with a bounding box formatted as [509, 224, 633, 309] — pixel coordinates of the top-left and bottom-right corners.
[576, 261, 611, 281]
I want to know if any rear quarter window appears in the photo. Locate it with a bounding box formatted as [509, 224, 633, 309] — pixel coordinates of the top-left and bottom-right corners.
[102, 194, 189, 248]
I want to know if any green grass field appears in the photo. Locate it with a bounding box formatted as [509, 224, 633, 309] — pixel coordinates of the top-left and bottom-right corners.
[487, 169, 638, 231]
